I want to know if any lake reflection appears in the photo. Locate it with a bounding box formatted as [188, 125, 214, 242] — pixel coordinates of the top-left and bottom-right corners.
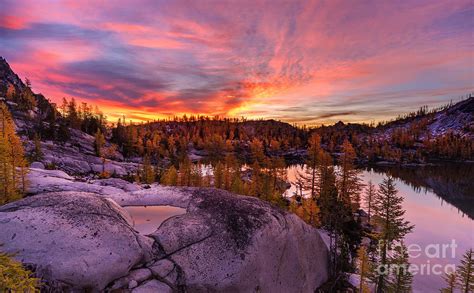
[286, 163, 474, 292]
[124, 205, 186, 235]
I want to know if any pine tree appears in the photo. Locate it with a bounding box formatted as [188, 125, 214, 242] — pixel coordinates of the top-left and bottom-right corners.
[364, 180, 376, 222]
[94, 129, 105, 157]
[373, 177, 414, 293]
[178, 157, 192, 186]
[338, 139, 363, 211]
[357, 246, 373, 293]
[457, 248, 474, 293]
[248, 161, 261, 197]
[318, 149, 334, 196]
[18, 78, 36, 111]
[299, 197, 320, 227]
[298, 133, 322, 198]
[319, 166, 354, 277]
[213, 162, 225, 189]
[440, 271, 457, 293]
[0, 103, 28, 204]
[249, 138, 265, 164]
[230, 171, 244, 194]
[32, 132, 43, 162]
[141, 155, 155, 184]
[387, 243, 413, 293]
[160, 165, 178, 186]
[269, 156, 287, 193]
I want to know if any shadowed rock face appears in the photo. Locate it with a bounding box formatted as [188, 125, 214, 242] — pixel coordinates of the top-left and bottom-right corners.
[2, 175, 329, 292]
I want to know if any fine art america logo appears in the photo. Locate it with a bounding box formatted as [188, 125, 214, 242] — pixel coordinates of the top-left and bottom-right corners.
[376, 240, 458, 276]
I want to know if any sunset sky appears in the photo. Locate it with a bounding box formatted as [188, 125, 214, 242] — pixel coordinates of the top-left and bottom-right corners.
[1, 0, 472, 125]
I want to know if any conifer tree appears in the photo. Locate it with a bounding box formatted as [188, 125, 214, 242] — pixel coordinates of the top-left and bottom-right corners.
[357, 246, 373, 293]
[249, 138, 265, 164]
[178, 157, 192, 186]
[248, 161, 262, 197]
[457, 248, 474, 293]
[18, 78, 36, 111]
[372, 177, 414, 293]
[319, 166, 354, 277]
[387, 243, 413, 293]
[213, 162, 225, 189]
[307, 133, 322, 196]
[440, 271, 457, 293]
[141, 155, 155, 184]
[0, 103, 28, 204]
[338, 139, 363, 211]
[230, 171, 244, 194]
[299, 197, 320, 227]
[94, 129, 105, 157]
[32, 132, 43, 162]
[318, 149, 334, 196]
[269, 156, 287, 192]
[364, 180, 376, 222]
[160, 165, 178, 186]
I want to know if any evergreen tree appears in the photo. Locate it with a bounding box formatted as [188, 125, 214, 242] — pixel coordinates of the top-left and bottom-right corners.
[297, 133, 322, 198]
[357, 246, 373, 293]
[18, 78, 36, 111]
[364, 180, 376, 222]
[299, 197, 320, 227]
[160, 165, 178, 186]
[248, 161, 261, 197]
[387, 243, 413, 293]
[0, 103, 28, 204]
[269, 156, 287, 193]
[213, 162, 225, 189]
[338, 139, 363, 211]
[94, 129, 105, 157]
[372, 177, 414, 293]
[178, 157, 192, 186]
[32, 132, 43, 162]
[249, 138, 265, 164]
[319, 166, 354, 277]
[457, 248, 474, 293]
[440, 271, 457, 293]
[230, 171, 244, 194]
[141, 155, 155, 184]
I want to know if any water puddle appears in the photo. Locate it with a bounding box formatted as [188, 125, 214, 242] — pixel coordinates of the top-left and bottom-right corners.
[124, 205, 186, 234]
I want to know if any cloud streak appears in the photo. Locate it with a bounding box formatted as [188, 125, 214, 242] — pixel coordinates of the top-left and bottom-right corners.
[0, 0, 472, 124]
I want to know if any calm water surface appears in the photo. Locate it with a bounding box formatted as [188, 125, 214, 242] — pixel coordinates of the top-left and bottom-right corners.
[124, 205, 186, 235]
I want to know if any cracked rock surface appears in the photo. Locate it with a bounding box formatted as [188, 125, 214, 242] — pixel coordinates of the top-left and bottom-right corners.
[1, 171, 329, 292]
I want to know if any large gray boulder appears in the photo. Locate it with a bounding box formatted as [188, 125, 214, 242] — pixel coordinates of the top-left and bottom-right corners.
[111, 187, 329, 292]
[0, 192, 154, 291]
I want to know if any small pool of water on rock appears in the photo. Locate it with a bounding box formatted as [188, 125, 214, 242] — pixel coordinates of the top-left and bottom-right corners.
[124, 205, 186, 234]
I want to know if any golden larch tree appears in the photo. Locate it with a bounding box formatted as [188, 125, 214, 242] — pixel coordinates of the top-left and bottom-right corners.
[0, 103, 28, 204]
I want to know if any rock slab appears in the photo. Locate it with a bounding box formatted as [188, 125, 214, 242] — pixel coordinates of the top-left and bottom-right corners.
[0, 192, 153, 291]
